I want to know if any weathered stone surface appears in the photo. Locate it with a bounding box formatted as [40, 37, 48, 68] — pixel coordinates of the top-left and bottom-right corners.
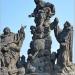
[0, 67, 9, 75]
[53, 18, 73, 67]
[17, 67, 25, 75]
[0, 26, 25, 75]
[26, 73, 50, 75]
[0, 0, 75, 75]
[26, 0, 75, 75]
[27, 0, 55, 74]
[52, 64, 75, 75]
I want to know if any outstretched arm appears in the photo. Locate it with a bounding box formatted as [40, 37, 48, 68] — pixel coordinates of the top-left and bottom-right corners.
[18, 25, 26, 39]
[13, 25, 26, 46]
[15, 25, 26, 48]
[28, 7, 38, 17]
[50, 18, 62, 42]
[54, 18, 62, 42]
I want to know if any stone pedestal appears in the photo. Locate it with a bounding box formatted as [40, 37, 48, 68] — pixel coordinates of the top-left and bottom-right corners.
[26, 73, 50, 75]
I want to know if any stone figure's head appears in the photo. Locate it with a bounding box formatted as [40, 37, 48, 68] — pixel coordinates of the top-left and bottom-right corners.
[64, 21, 71, 30]
[30, 26, 36, 34]
[34, 0, 42, 4]
[27, 54, 33, 62]
[34, 0, 44, 7]
[21, 55, 25, 62]
[3, 27, 11, 35]
[51, 52, 57, 61]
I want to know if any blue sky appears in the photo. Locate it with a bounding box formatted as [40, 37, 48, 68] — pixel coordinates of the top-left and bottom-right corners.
[0, 0, 75, 63]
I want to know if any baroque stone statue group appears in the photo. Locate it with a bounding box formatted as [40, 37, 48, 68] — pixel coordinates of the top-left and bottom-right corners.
[0, 0, 75, 75]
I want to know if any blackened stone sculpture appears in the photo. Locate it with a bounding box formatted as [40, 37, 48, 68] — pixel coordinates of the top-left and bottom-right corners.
[52, 18, 75, 75]
[54, 19, 73, 67]
[26, 0, 75, 75]
[27, 0, 55, 74]
[29, 0, 55, 27]
[0, 0, 75, 75]
[0, 26, 25, 75]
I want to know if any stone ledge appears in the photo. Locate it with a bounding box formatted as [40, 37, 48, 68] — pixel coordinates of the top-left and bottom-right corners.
[56, 72, 75, 75]
[26, 73, 50, 75]
[26, 72, 75, 75]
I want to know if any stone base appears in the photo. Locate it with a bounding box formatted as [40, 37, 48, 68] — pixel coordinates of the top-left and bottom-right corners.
[26, 72, 75, 75]
[26, 73, 50, 75]
[55, 72, 75, 75]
